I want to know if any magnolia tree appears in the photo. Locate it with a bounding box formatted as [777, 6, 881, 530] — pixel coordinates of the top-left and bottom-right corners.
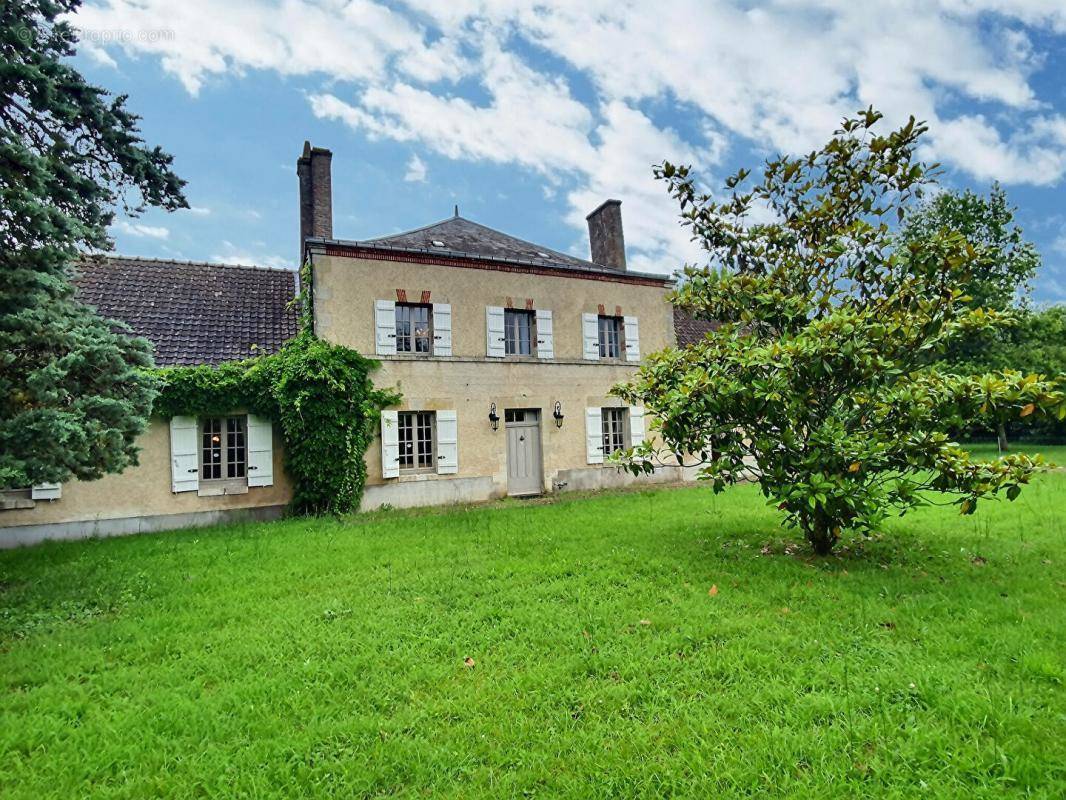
[615, 110, 1065, 555]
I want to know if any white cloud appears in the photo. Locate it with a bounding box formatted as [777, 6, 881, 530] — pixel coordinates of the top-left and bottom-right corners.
[113, 220, 169, 239]
[76, 0, 1066, 273]
[211, 241, 291, 270]
[404, 154, 428, 182]
[186, 205, 212, 216]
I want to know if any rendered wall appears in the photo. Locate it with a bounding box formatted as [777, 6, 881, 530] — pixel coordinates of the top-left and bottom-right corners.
[0, 418, 292, 545]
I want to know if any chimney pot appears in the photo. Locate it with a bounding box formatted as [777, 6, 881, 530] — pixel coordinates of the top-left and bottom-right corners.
[586, 199, 626, 270]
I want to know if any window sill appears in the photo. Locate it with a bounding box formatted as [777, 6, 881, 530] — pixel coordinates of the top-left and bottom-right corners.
[198, 479, 250, 497]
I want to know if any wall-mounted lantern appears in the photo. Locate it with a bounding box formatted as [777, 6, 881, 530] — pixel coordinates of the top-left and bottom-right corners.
[553, 401, 565, 428]
[489, 402, 500, 431]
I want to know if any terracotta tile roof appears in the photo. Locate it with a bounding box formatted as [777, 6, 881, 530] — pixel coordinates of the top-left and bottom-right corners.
[673, 306, 720, 346]
[72, 255, 299, 367]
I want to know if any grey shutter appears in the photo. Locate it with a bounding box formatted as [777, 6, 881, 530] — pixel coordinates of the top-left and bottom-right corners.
[486, 306, 506, 358]
[170, 416, 200, 493]
[432, 303, 452, 356]
[381, 410, 399, 479]
[246, 415, 274, 487]
[436, 410, 458, 474]
[535, 309, 554, 359]
[375, 299, 396, 356]
[624, 315, 640, 362]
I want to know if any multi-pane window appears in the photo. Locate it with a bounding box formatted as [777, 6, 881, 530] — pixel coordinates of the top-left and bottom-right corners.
[395, 303, 432, 354]
[398, 411, 435, 472]
[598, 315, 623, 359]
[504, 309, 534, 355]
[201, 416, 246, 480]
[601, 408, 627, 456]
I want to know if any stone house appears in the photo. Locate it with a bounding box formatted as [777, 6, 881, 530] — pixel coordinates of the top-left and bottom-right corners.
[0, 143, 698, 546]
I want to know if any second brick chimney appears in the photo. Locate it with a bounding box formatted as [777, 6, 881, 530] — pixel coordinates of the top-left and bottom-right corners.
[297, 141, 333, 265]
[586, 199, 626, 271]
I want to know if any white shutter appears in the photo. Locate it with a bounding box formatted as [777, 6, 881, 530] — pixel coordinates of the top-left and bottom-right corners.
[170, 415, 199, 493]
[486, 306, 506, 358]
[535, 309, 554, 359]
[246, 415, 274, 487]
[436, 410, 458, 474]
[629, 406, 646, 447]
[381, 410, 399, 479]
[31, 483, 62, 500]
[375, 299, 396, 356]
[432, 303, 452, 356]
[582, 313, 600, 360]
[585, 407, 604, 464]
[624, 315, 641, 362]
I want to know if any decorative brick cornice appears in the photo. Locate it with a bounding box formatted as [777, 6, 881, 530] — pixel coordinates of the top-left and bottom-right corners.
[315, 243, 672, 287]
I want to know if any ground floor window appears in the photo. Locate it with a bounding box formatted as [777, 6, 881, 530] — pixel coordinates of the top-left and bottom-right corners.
[201, 416, 247, 480]
[398, 411, 436, 472]
[601, 408, 627, 456]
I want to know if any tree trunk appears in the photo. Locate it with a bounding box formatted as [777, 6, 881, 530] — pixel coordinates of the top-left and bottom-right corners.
[997, 421, 1009, 453]
[806, 518, 838, 556]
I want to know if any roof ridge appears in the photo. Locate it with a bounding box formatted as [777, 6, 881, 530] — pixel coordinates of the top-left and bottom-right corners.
[363, 214, 462, 243]
[78, 253, 296, 275]
[364, 214, 597, 268]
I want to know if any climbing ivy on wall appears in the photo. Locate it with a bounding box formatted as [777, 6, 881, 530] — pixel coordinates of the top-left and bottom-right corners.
[153, 332, 399, 515]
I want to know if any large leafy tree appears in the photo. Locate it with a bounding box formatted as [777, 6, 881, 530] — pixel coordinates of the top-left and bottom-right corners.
[900, 184, 1042, 449]
[0, 0, 186, 488]
[616, 110, 1065, 555]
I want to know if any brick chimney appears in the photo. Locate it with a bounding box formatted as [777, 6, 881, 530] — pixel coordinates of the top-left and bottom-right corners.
[586, 199, 626, 271]
[297, 141, 333, 265]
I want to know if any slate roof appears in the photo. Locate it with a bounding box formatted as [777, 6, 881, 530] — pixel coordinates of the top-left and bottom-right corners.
[673, 306, 720, 347]
[312, 214, 671, 283]
[72, 256, 299, 367]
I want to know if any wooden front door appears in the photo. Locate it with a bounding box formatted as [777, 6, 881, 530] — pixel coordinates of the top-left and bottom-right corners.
[505, 409, 542, 496]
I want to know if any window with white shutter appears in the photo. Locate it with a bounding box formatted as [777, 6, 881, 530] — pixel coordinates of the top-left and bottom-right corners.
[435, 410, 458, 474]
[486, 306, 506, 358]
[624, 315, 640, 362]
[30, 483, 61, 500]
[381, 410, 400, 479]
[375, 299, 397, 355]
[535, 309, 554, 359]
[432, 303, 452, 356]
[170, 416, 200, 493]
[246, 415, 274, 487]
[585, 407, 604, 464]
[582, 313, 599, 360]
[629, 406, 646, 447]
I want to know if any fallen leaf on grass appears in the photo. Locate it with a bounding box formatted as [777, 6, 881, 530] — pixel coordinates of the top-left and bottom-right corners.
[971, 555, 987, 566]
[708, 584, 719, 597]
[780, 607, 791, 615]
[639, 619, 651, 626]
[463, 657, 476, 668]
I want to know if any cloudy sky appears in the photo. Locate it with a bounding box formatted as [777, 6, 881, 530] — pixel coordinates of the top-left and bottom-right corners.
[71, 0, 1066, 301]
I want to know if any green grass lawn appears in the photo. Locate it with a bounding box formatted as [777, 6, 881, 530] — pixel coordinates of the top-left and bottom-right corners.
[966, 441, 1066, 465]
[2, 476, 1064, 799]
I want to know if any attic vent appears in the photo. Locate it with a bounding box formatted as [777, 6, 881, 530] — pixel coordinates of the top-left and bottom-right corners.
[431, 240, 446, 247]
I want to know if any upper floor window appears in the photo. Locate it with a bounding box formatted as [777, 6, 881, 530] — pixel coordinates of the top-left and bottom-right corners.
[397, 411, 436, 472]
[396, 303, 432, 354]
[598, 315, 623, 359]
[201, 416, 246, 480]
[504, 309, 534, 356]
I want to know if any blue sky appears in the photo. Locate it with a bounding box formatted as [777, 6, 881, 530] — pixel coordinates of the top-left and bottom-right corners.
[71, 1, 1066, 302]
